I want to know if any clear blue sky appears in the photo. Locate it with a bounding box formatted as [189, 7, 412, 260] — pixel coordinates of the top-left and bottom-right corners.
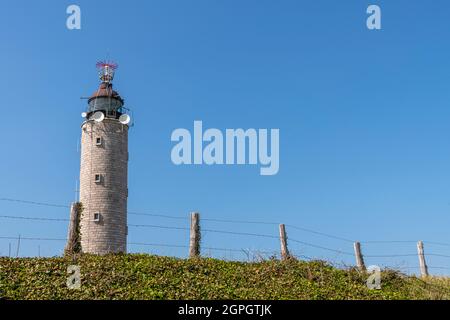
[0, 0, 449, 276]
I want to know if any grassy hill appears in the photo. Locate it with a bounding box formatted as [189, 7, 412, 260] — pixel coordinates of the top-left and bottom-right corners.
[0, 254, 449, 300]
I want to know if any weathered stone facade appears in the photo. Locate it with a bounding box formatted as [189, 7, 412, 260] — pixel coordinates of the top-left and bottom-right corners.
[79, 118, 128, 254]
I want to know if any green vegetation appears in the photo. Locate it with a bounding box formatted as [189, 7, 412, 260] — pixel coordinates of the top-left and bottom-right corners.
[0, 254, 449, 300]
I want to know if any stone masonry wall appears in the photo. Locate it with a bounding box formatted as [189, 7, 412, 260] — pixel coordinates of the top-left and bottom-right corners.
[79, 118, 128, 254]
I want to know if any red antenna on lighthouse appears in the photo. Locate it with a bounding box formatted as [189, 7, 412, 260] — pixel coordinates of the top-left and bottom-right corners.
[96, 60, 118, 83]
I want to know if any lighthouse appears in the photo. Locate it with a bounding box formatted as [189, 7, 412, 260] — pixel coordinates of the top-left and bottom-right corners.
[78, 61, 130, 254]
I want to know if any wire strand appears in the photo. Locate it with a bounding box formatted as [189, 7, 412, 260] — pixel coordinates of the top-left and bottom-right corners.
[286, 224, 355, 243]
[0, 215, 69, 222]
[289, 238, 354, 256]
[0, 198, 69, 208]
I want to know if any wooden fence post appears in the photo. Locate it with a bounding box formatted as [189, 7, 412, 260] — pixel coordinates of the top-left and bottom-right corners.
[189, 212, 201, 258]
[353, 242, 366, 271]
[417, 240, 429, 278]
[65, 202, 81, 255]
[279, 224, 290, 260]
[16, 234, 21, 258]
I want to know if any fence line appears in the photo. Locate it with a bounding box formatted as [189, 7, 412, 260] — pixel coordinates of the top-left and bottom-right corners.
[1, 198, 450, 276]
[2, 197, 450, 247]
[0, 198, 361, 243]
[1, 214, 449, 258]
[0, 235, 278, 256]
[3, 211, 450, 249]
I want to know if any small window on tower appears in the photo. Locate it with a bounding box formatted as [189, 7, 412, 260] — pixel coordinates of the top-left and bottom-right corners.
[94, 174, 102, 183]
[93, 213, 101, 222]
[96, 137, 102, 146]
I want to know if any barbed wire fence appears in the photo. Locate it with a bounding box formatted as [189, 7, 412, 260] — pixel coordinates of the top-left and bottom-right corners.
[0, 197, 449, 277]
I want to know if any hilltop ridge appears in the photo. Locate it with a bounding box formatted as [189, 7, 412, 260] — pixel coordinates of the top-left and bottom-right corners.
[0, 254, 449, 300]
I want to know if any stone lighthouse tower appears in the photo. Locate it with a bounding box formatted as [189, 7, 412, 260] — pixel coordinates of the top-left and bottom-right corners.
[78, 61, 130, 254]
